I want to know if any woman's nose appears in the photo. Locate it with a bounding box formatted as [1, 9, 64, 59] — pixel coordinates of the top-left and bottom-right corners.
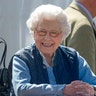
[44, 33, 51, 40]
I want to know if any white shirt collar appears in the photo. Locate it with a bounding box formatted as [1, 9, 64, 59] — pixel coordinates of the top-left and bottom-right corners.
[40, 51, 55, 68]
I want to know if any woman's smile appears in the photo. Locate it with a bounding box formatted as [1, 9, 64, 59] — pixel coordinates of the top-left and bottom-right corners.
[41, 42, 54, 47]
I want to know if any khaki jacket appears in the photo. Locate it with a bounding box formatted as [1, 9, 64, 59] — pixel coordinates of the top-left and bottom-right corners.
[63, 2, 96, 74]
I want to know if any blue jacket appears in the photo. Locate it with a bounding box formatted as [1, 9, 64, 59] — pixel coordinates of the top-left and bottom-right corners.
[15, 44, 79, 84]
[11, 44, 96, 96]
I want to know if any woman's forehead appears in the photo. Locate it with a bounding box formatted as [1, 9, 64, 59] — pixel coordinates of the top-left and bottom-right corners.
[37, 19, 61, 31]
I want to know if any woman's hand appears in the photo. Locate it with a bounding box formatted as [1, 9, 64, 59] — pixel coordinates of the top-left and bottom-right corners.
[63, 80, 94, 96]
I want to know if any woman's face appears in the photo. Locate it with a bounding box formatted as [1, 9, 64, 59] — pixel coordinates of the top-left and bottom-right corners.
[34, 18, 63, 57]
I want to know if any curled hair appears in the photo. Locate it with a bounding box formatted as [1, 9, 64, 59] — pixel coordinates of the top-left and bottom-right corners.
[26, 4, 71, 40]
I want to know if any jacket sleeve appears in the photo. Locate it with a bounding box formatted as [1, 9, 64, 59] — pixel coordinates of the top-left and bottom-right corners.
[77, 52, 96, 89]
[12, 56, 65, 96]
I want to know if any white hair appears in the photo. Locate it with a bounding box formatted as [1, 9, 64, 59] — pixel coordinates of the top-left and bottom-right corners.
[26, 4, 71, 40]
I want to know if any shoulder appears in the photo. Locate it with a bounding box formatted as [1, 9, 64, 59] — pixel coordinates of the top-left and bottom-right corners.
[15, 44, 36, 55]
[58, 45, 79, 59]
[12, 44, 37, 65]
[59, 45, 77, 53]
[65, 3, 91, 27]
[12, 44, 38, 62]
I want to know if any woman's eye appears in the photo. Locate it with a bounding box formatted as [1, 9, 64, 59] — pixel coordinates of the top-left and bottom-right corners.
[38, 30, 46, 36]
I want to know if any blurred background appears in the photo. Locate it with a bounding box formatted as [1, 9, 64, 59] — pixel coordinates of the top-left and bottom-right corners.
[0, 0, 96, 67]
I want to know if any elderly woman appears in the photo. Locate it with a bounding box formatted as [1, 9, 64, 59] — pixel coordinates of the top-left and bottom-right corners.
[12, 4, 96, 96]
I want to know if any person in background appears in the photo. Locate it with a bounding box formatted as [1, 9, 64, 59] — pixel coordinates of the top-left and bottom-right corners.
[62, 0, 96, 74]
[12, 4, 96, 96]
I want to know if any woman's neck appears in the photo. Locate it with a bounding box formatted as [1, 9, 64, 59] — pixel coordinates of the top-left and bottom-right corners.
[44, 54, 54, 67]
